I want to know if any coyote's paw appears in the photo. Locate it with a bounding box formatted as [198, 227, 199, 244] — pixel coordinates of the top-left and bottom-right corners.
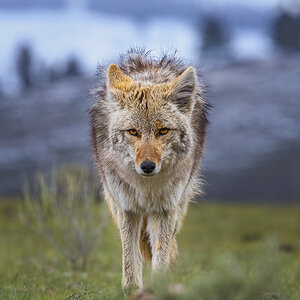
[122, 282, 139, 297]
[130, 287, 154, 300]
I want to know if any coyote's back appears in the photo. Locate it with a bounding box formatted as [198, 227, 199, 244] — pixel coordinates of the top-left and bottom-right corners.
[90, 48, 209, 294]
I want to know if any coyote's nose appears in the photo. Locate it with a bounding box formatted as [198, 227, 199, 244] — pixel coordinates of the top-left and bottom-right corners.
[140, 161, 156, 174]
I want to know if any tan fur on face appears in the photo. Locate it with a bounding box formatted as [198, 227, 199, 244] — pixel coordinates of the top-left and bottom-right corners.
[108, 64, 172, 111]
[135, 136, 162, 167]
[114, 84, 169, 112]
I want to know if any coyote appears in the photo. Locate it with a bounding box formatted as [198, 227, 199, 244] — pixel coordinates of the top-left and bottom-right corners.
[90, 49, 208, 293]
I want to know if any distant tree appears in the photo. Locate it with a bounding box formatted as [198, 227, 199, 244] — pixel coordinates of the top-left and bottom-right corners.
[0, 78, 3, 99]
[202, 16, 228, 52]
[48, 65, 62, 82]
[273, 11, 300, 51]
[48, 57, 83, 83]
[16, 44, 33, 90]
[64, 57, 82, 77]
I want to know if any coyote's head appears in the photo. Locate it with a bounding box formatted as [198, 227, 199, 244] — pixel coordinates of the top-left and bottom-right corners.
[107, 64, 197, 177]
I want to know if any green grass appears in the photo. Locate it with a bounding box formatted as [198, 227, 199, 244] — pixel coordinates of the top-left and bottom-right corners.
[0, 201, 299, 299]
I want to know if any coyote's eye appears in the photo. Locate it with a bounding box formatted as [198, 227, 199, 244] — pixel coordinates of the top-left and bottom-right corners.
[128, 129, 138, 136]
[159, 128, 169, 136]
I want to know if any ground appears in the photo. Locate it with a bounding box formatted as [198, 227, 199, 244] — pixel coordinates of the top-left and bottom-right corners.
[0, 201, 299, 299]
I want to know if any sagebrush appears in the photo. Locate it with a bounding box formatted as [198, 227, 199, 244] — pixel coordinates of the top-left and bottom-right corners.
[19, 167, 107, 270]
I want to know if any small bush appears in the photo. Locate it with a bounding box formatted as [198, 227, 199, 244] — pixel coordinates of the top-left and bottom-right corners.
[19, 166, 107, 271]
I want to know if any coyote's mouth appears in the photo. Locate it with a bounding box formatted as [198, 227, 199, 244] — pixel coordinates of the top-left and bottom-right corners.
[139, 173, 156, 178]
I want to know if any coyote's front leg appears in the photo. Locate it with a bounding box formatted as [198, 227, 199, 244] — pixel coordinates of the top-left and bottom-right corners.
[117, 210, 143, 293]
[147, 210, 178, 270]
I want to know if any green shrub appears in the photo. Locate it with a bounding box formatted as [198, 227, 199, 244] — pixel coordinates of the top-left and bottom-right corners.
[19, 166, 107, 271]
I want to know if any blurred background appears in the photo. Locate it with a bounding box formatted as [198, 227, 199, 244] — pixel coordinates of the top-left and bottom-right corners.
[0, 0, 299, 202]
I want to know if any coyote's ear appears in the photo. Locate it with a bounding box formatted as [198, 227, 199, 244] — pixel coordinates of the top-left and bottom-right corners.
[167, 66, 196, 113]
[107, 64, 132, 93]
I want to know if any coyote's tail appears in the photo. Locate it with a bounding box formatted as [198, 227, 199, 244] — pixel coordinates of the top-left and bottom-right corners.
[140, 216, 152, 262]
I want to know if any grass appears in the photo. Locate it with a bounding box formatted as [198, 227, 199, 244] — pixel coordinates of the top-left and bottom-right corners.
[0, 200, 299, 299]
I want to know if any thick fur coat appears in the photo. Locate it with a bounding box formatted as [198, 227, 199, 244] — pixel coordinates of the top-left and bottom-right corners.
[90, 48, 208, 293]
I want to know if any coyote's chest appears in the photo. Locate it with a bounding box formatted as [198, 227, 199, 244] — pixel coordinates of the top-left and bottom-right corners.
[105, 170, 190, 214]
